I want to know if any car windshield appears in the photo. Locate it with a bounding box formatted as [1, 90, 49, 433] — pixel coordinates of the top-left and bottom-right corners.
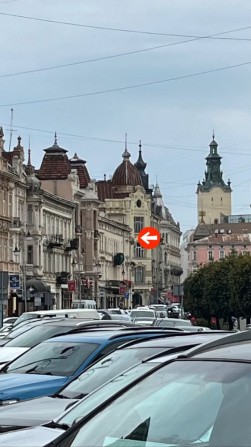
[5, 324, 73, 348]
[5, 341, 99, 376]
[67, 359, 251, 447]
[61, 346, 164, 399]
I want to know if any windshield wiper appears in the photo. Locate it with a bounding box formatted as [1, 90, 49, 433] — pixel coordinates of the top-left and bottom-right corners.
[6, 356, 67, 373]
[44, 420, 69, 431]
[53, 393, 70, 399]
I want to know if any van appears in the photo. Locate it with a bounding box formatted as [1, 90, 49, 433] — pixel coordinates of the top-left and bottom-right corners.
[71, 300, 97, 309]
[13, 309, 100, 327]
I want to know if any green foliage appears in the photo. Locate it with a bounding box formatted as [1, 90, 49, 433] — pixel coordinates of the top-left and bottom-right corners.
[184, 253, 251, 320]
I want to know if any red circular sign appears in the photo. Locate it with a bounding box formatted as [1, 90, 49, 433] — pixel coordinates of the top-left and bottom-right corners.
[138, 226, 161, 250]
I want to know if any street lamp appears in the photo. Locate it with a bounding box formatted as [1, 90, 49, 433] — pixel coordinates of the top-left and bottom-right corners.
[13, 231, 32, 313]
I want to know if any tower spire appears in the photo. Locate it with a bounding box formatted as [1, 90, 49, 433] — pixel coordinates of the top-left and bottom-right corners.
[122, 133, 130, 159]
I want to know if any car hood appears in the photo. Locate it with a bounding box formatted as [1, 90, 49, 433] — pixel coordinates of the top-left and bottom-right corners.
[0, 374, 68, 402]
[0, 347, 29, 364]
[0, 395, 78, 427]
[0, 426, 64, 447]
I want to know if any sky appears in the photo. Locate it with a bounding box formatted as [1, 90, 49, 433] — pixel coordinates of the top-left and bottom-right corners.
[1, 0, 251, 236]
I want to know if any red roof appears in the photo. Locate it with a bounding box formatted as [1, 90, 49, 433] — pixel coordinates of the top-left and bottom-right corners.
[96, 180, 113, 201]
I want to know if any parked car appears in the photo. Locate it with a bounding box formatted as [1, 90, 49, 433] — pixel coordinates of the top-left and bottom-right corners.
[97, 310, 131, 321]
[3, 317, 18, 326]
[41, 330, 251, 447]
[0, 319, 139, 369]
[0, 328, 175, 404]
[130, 309, 156, 325]
[0, 331, 236, 445]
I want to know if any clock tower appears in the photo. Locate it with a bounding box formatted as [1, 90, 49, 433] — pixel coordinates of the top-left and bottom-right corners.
[197, 134, 232, 225]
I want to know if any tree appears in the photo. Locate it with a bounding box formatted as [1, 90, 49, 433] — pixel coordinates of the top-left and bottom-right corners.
[184, 253, 251, 325]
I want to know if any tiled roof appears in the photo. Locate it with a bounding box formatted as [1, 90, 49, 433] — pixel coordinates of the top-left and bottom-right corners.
[96, 180, 113, 202]
[193, 222, 251, 241]
[70, 155, 90, 189]
[193, 233, 251, 245]
[38, 153, 71, 180]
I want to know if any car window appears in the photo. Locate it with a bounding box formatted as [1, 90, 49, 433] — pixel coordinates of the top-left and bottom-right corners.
[6, 341, 100, 376]
[65, 360, 251, 447]
[61, 346, 163, 398]
[5, 324, 73, 348]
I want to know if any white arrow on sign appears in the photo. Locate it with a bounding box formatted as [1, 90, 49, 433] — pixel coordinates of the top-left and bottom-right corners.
[141, 231, 158, 245]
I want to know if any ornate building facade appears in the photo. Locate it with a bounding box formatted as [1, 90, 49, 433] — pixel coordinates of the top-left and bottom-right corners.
[1, 125, 182, 314]
[152, 184, 182, 303]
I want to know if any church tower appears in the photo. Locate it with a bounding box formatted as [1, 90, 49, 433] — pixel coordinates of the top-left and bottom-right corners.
[197, 134, 232, 225]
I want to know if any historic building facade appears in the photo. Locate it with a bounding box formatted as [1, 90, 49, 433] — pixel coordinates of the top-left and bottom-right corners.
[1, 126, 182, 313]
[152, 184, 182, 303]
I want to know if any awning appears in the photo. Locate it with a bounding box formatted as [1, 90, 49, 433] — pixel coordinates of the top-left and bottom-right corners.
[26, 278, 50, 293]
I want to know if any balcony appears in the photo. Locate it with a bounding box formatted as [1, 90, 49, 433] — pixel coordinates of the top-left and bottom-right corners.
[9, 217, 22, 232]
[65, 238, 79, 251]
[56, 271, 70, 285]
[47, 234, 64, 249]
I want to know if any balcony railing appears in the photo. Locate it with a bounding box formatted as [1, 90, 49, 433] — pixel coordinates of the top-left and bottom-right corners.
[47, 234, 64, 248]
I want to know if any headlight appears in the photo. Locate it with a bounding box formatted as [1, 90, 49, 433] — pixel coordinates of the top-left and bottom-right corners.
[0, 399, 19, 406]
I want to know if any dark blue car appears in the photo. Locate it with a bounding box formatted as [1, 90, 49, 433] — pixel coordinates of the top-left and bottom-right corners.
[0, 329, 169, 404]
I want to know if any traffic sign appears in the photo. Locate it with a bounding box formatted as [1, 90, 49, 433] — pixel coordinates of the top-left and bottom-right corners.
[9, 274, 20, 289]
[138, 226, 161, 250]
[68, 280, 76, 292]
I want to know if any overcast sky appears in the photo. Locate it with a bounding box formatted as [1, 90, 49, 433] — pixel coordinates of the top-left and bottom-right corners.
[1, 0, 251, 235]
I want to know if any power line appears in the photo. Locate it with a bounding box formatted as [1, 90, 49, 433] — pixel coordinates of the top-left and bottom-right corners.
[0, 23, 251, 79]
[2, 121, 251, 157]
[1, 60, 250, 107]
[1, 11, 251, 41]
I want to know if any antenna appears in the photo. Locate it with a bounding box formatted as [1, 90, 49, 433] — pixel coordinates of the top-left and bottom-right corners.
[8, 108, 14, 151]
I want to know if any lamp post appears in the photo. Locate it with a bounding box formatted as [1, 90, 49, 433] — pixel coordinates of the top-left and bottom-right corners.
[13, 230, 32, 313]
[75, 228, 82, 304]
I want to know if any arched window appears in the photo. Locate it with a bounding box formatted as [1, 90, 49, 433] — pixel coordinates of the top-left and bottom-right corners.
[214, 218, 218, 224]
[164, 252, 167, 265]
[134, 266, 145, 284]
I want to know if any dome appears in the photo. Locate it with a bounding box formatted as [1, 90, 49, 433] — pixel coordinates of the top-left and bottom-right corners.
[112, 148, 143, 187]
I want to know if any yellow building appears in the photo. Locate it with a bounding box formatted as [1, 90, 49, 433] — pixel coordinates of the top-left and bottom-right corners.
[97, 142, 159, 307]
[197, 135, 232, 225]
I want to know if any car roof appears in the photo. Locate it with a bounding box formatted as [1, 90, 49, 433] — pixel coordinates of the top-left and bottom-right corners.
[175, 330, 251, 362]
[122, 331, 234, 349]
[44, 329, 174, 343]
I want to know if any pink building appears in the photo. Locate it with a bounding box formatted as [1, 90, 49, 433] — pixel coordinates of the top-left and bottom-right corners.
[188, 232, 251, 273]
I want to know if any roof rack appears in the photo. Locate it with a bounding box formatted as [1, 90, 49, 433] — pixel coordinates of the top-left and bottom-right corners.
[179, 330, 251, 358]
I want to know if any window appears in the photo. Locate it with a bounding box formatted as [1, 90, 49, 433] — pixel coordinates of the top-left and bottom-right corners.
[27, 205, 33, 225]
[134, 266, 145, 284]
[208, 250, 213, 261]
[219, 250, 225, 259]
[27, 245, 33, 264]
[164, 252, 167, 264]
[134, 243, 144, 258]
[193, 250, 197, 261]
[166, 233, 168, 244]
[134, 217, 144, 234]
[136, 200, 141, 208]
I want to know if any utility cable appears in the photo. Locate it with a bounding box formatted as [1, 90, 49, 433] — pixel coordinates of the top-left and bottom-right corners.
[0, 24, 251, 78]
[0, 60, 250, 107]
[0, 11, 251, 41]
